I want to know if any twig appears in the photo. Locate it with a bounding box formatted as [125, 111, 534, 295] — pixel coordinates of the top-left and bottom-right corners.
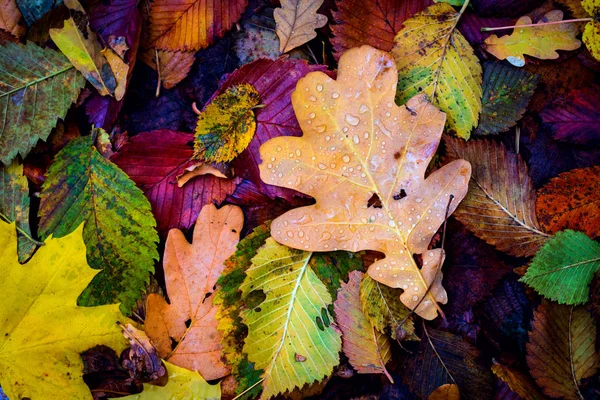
[481, 18, 592, 32]
[0, 211, 45, 246]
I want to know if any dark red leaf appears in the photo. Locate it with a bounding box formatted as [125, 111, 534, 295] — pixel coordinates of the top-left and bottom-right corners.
[111, 130, 240, 236]
[458, 14, 515, 49]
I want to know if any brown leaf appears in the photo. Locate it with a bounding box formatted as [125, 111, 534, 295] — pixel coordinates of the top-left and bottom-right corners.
[491, 361, 549, 400]
[536, 166, 600, 239]
[428, 384, 460, 400]
[445, 136, 549, 257]
[526, 300, 599, 400]
[0, 0, 25, 38]
[119, 323, 166, 384]
[139, 49, 195, 89]
[145, 204, 243, 380]
[274, 0, 328, 53]
[334, 271, 393, 382]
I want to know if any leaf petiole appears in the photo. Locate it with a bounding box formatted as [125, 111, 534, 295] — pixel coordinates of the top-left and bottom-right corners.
[481, 18, 592, 32]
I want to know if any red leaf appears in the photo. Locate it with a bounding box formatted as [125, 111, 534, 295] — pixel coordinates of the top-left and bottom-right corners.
[111, 130, 240, 235]
[541, 86, 600, 145]
[331, 0, 433, 57]
[211, 57, 328, 201]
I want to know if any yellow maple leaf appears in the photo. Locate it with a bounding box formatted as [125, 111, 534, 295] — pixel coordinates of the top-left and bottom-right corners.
[484, 10, 582, 67]
[0, 219, 128, 400]
[258, 45, 471, 320]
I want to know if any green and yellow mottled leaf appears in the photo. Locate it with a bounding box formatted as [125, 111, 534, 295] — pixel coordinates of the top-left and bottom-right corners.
[392, 2, 482, 139]
[194, 83, 261, 163]
[582, 0, 600, 61]
[38, 130, 159, 313]
[121, 361, 220, 400]
[359, 274, 415, 340]
[0, 41, 85, 165]
[0, 159, 38, 262]
[49, 0, 128, 99]
[241, 238, 341, 399]
[484, 10, 581, 67]
[521, 230, 600, 305]
[0, 219, 128, 400]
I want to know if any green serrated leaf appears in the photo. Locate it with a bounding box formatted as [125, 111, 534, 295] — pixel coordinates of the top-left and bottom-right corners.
[194, 83, 260, 163]
[0, 159, 38, 262]
[0, 41, 85, 165]
[521, 230, 600, 305]
[359, 274, 416, 340]
[241, 238, 341, 399]
[475, 62, 539, 135]
[38, 130, 159, 313]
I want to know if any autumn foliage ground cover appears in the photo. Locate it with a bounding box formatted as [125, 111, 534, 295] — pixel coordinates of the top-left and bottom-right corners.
[0, 0, 599, 399]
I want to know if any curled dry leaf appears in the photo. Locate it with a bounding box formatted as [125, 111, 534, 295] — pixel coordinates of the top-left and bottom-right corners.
[491, 362, 549, 400]
[526, 301, 599, 400]
[484, 10, 582, 67]
[259, 46, 471, 320]
[334, 271, 393, 382]
[274, 0, 327, 53]
[145, 204, 243, 380]
[445, 136, 549, 257]
[119, 323, 166, 383]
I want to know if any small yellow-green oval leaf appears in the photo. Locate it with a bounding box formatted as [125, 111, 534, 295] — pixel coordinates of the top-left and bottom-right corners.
[582, 0, 600, 61]
[194, 83, 260, 163]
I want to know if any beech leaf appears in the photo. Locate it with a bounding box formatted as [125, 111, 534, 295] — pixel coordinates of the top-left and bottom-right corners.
[483, 10, 582, 67]
[194, 83, 261, 163]
[241, 238, 341, 399]
[274, 0, 327, 53]
[145, 204, 243, 380]
[582, 0, 600, 61]
[526, 301, 599, 400]
[38, 132, 159, 312]
[0, 0, 25, 38]
[392, 2, 482, 139]
[335, 271, 393, 382]
[445, 136, 549, 257]
[259, 46, 471, 320]
[0, 219, 128, 400]
[521, 230, 600, 305]
[491, 362, 549, 400]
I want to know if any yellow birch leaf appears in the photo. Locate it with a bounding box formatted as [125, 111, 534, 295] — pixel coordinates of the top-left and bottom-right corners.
[0, 219, 128, 400]
[392, 2, 482, 139]
[258, 46, 471, 320]
[275, 0, 328, 53]
[484, 10, 582, 67]
[582, 0, 600, 61]
[194, 83, 261, 163]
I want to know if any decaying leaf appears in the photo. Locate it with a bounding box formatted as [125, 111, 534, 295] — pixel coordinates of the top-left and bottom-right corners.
[274, 0, 327, 53]
[234, 17, 281, 64]
[0, 0, 25, 38]
[38, 131, 159, 312]
[119, 323, 166, 383]
[0, 159, 38, 262]
[194, 83, 261, 163]
[331, 0, 433, 56]
[536, 166, 600, 238]
[139, 49, 195, 90]
[49, 0, 128, 99]
[521, 230, 600, 305]
[241, 238, 341, 399]
[475, 61, 538, 135]
[145, 204, 242, 380]
[582, 0, 600, 61]
[0, 219, 128, 400]
[445, 137, 549, 257]
[392, 2, 482, 139]
[259, 46, 470, 319]
[484, 10, 581, 67]
[148, 0, 247, 51]
[526, 301, 599, 400]
[428, 384, 460, 400]
[121, 361, 220, 400]
[0, 41, 85, 165]
[491, 362, 549, 400]
[335, 271, 393, 382]
[359, 274, 415, 340]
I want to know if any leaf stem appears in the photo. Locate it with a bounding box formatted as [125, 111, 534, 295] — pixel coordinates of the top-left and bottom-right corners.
[481, 18, 592, 32]
[0, 211, 44, 246]
[233, 378, 265, 400]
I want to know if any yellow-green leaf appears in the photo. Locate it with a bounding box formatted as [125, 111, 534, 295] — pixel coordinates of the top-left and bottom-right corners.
[392, 2, 482, 139]
[240, 238, 341, 399]
[484, 10, 582, 67]
[121, 361, 220, 400]
[49, 0, 128, 99]
[194, 83, 260, 163]
[0, 219, 128, 400]
[582, 0, 600, 61]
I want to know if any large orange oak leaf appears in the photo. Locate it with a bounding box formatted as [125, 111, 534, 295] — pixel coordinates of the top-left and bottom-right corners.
[145, 204, 243, 380]
[258, 46, 471, 320]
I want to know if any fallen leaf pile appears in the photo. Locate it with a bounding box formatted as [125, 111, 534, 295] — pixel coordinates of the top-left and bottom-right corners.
[0, 0, 599, 399]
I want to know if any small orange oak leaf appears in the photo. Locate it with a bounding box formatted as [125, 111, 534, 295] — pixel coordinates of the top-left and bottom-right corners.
[258, 45, 471, 320]
[145, 204, 243, 380]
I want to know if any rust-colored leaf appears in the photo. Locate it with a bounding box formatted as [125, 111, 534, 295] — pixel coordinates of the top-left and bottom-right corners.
[144, 204, 243, 380]
[259, 46, 471, 320]
[139, 49, 195, 90]
[536, 166, 600, 238]
[428, 384, 460, 400]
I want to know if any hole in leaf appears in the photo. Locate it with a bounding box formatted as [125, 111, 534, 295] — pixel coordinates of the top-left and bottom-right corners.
[184, 319, 192, 328]
[321, 308, 330, 327]
[246, 290, 266, 308]
[202, 292, 212, 303]
[393, 189, 407, 200]
[316, 316, 325, 331]
[170, 337, 179, 349]
[255, 307, 262, 312]
[367, 193, 383, 208]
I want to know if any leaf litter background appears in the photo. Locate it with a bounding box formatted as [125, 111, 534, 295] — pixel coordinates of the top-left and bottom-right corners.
[0, 0, 599, 399]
